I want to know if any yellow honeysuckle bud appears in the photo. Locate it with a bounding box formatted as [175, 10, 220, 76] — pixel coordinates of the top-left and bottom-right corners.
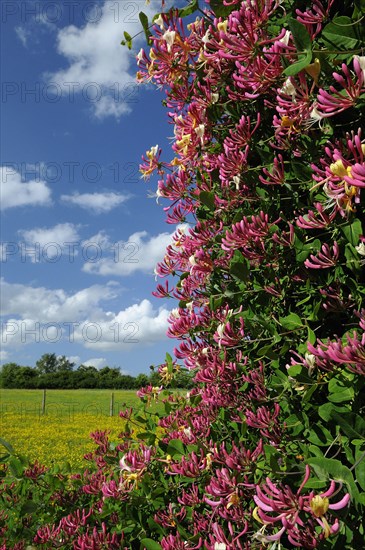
[305, 58, 321, 84]
[310, 495, 329, 517]
[330, 159, 348, 178]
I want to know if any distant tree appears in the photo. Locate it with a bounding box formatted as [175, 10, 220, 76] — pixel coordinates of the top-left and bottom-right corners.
[75, 365, 99, 389]
[56, 355, 75, 372]
[135, 373, 149, 388]
[0, 363, 21, 388]
[117, 374, 137, 389]
[35, 354, 74, 376]
[35, 353, 58, 375]
[98, 367, 121, 389]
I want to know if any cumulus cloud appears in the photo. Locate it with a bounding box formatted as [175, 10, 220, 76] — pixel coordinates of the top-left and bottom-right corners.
[82, 357, 107, 369]
[73, 299, 170, 351]
[0, 166, 51, 210]
[82, 229, 176, 276]
[0, 278, 118, 322]
[0, 279, 169, 351]
[46, 0, 166, 119]
[61, 191, 130, 213]
[18, 223, 81, 260]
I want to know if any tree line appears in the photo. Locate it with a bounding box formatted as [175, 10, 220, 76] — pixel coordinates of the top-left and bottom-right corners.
[0, 353, 194, 390]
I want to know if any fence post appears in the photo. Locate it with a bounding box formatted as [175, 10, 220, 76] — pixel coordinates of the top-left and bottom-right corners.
[110, 392, 114, 417]
[42, 389, 46, 415]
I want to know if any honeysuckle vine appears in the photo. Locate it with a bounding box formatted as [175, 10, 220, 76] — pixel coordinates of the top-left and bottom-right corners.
[1, 0, 365, 549]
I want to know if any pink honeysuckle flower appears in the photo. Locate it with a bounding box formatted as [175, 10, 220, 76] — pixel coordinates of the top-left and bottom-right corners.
[316, 57, 365, 118]
[167, 449, 211, 477]
[310, 129, 365, 215]
[161, 533, 202, 549]
[304, 241, 339, 269]
[154, 503, 186, 528]
[296, 0, 334, 38]
[259, 153, 285, 185]
[74, 523, 122, 549]
[205, 521, 248, 550]
[297, 202, 337, 229]
[136, 384, 163, 401]
[245, 403, 282, 445]
[254, 465, 350, 545]
[307, 320, 365, 376]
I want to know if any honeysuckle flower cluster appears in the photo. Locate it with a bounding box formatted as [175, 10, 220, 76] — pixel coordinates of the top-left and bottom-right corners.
[253, 466, 350, 547]
[1, 0, 364, 549]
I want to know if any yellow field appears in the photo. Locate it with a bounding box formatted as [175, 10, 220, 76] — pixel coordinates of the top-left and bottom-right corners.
[0, 389, 142, 469]
[0, 412, 130, 468]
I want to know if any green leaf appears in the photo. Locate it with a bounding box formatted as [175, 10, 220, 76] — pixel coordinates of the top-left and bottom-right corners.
[283, 19, 312, 76]
[209, 0, 233, 17]
[165, 352, 173, 366]
[341, 218, 362, 246]
[308, 424, 333, 446]
[178, 0, 199, 18]
[140, 539, 163, 550]
[322, 16, 360, 50]
[166, 438, 185, 458]
[328, 378, 354, 403]
[318, 402, 349, 422]
[355, 448, 365, 490]
[345, 243, 361, 272]
[330, 411, 365, 440]
[9, 457, 23, 478]
[229, 253, 250, 282]
[199, 191, 215, 210]
[0, 437, 14, 454]
[123, 31, 133, 50]
[307, 457, 360, 503]
[139, 12, 151, 46]
[279, 313, 303, 330]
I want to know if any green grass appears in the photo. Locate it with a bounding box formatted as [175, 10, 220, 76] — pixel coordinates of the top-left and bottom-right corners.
[0, 388, 140, 418]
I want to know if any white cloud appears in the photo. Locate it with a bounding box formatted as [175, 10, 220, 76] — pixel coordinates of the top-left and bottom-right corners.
[82, 357, 107, 369]
[73, 299, 169, 351]
[83, 229, 174, 276]
[82, 230, 112, 249]
[46, 0, 161, 119]
[15, 26, 31, 46]
[0, 279, 169, 351]
[61, 192, 130, 213]
[0, 278, 119, 322]
[0, 166, 51, 210]
[18, 223, 81, 260]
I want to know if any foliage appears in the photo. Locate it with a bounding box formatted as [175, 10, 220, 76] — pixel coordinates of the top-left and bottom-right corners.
[0, 357, 195, 390]
[1, 0, 365, 548]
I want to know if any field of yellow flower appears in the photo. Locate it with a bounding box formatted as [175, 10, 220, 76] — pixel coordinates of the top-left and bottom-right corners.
[0, 389, 141, 468]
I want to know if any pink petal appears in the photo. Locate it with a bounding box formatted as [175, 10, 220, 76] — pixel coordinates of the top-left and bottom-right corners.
[329, 493, 351, 510]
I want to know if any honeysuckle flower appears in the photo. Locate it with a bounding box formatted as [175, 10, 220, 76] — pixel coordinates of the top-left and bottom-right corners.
[278, 29, 291, 45]
[316, 58, 365, 117]
[296, 0, 334, 38]
[280, 77, 296, 97]
[254, 466, 350, 545]
[356, 242, 365, 256]
[354, 55, 365, 79]
[154, 14, 165, 30]
[304, 242, 339, 269]
[163, 30, 176, 52]
[136, 48, 144, 65]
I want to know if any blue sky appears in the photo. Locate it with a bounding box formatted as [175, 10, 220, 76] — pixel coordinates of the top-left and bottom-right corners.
[0, 0, 183, 374]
